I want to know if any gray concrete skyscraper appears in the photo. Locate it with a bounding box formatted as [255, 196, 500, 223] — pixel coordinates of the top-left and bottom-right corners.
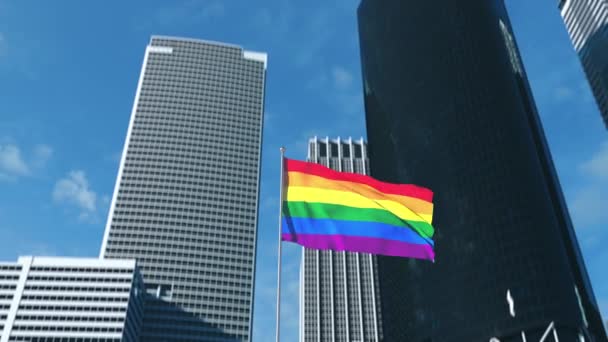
[300, 137, 383, 342]
[100, 36, 266, 341]
[559, 0, 608, 128]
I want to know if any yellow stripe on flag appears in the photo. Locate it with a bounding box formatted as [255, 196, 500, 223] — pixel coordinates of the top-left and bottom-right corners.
[286, 186, 433, 224]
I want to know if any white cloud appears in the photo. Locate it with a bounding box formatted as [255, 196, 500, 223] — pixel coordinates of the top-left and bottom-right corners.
[102, 195, 111, 206]
[53, 170, 98, 221]
[32, 144, 53, 167]
[580, 141, 608, 182]
[571, 141, 608, 227]
[289, 8, 333, 67]
[335, 92, 363, 116]
[554, 85, 574, 101]
[262, 195, 278, 211]
[0, 143, 29, 178]
[571, 187, 608, 227]
[0, 142, 53, 180]
[0, 32, 6, 57]
[252, 8, 273, 28]
[198, 1, 224, 18]
[332, 66, 354, 89]
[152, 0, 225, 27]
[311, 67, 363, 116]
[263, 110, 273, 130]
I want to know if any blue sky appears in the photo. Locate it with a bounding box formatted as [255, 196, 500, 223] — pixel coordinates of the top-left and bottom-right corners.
[0, 0, 606, 340]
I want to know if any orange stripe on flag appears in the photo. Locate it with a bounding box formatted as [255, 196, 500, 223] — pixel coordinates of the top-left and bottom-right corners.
[286, 171, 433, 216]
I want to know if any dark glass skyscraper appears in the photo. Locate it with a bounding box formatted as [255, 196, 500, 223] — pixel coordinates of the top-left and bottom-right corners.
[559, 0, 608, 128]
[358, 1, 607, 341]
[100, 36, 266, 341]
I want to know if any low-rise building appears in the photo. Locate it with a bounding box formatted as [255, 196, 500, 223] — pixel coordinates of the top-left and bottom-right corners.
[0, 256, 143, 342]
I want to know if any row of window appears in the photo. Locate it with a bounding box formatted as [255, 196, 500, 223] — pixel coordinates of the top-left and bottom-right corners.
[138, 87, 262, 107]
[135, 96, 258, 111]
[111, 210, 254, 225]
[29, 267, 132, 274]
[134, 113, 260, 133]
[142, 69, 263, 85]
[144, 65, 262, 83]
[109, 217, 253, 232]
[0, 266, 22, 271]
[105, 255, 252, 274]
[137, 100, 260, 117]
[26, 276, 131, 283]
[0, 274, 20, 280]
[122, 158, 259, 177]
[108, 223, 253, 239]
[136, 109, 261, 128]
[106, 245, 253, 264]
[116, 258, 252, 270]
[130, 122, 260, 144]
[112, 203, 255, 221]
[24, 286, 130, 293]
[312, 141, 366, 158]
[120, 167, 258, 188]
[147, 52, 258, 70]
[109, 232, 252, 247]
[133, 118, 259, 138]
[136, 94, 262, 116]
[15, 315, 125, 322]
[125, 145, 258, 167]
[147, 48, 261, 67]
[138, 85, 262, 104]
[116, 184, 255, 204]
[130, 127, 258, 147]
[21, 295, 128, 302]
[115, 191, 257, 208]
[18, 305, 127, 312]
[123, 156, 257, 177]
[108, 239, 253, 255]
[11, 325, 123, 332]
[9, 337, 121, 342]
[144, 60, 261, 76]
[136, 106, 261, 126]
[140, 76, 263, 96]
[145, 62, 260, 80]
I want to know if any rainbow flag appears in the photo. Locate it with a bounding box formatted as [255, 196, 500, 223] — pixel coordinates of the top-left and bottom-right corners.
[281, 158, 435, 261]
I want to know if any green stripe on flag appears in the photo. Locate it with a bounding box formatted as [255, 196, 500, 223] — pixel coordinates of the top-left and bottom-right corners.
[283, 201, 434, 239]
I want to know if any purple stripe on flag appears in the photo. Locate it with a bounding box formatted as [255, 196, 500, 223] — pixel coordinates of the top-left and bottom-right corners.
[282, 233, 435, 261]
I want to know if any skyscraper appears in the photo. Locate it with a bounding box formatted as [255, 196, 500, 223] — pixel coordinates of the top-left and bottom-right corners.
[358, 1, 607, 341]
[100, 36, 266, 341]
[559, 0, 608, 128]
[300, 137, 383, 342]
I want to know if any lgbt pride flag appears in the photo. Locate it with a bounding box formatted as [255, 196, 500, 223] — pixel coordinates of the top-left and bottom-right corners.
[281, 158, 435, 261]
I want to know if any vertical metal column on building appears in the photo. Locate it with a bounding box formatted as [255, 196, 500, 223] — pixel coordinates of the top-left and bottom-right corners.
[300, 137, 382, 342]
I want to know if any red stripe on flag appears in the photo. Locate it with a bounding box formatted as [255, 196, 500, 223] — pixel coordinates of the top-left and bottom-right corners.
[285, 158, 433, 202]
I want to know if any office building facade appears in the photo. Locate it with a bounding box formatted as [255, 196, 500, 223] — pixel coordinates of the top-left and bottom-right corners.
[100, 36, 266, 341]
[358, 0, 607, 341]
[559, 0, 608, 128]
[0, 256, 143, 342]
[300, 137, 383, 342]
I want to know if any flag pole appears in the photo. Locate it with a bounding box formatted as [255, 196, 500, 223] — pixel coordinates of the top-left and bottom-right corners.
[275, 147, 286, 342]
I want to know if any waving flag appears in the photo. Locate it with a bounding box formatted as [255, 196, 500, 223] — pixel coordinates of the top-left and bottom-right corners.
[281, 158, 435, 261]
